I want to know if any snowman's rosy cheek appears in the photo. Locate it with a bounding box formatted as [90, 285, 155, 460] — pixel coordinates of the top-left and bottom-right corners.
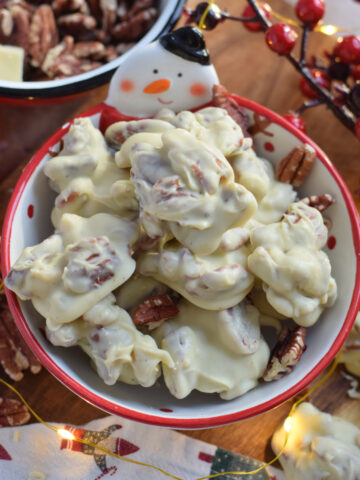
[120, 79, 135, 92]
[189, 83, 207, 96]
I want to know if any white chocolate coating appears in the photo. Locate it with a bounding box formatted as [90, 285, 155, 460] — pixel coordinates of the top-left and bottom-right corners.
[248, 202, 337, 326]
[152, 300, 269, 400]
[44, 118, 137, 227]
[272, 402, 360, 480]
[5, 213, 138, 328]
[138, 245, 254, 310]
[79, 294, 173, 386]
[130, 127, 257, 254]
[155, 107, 252, 157]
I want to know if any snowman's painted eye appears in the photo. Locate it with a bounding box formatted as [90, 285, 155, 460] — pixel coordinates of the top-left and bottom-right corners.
[153, 69, 159, 74]
[177, 72, 182, 77]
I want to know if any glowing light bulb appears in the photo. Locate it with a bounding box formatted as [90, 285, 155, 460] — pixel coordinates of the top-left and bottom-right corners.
[284, 416, 292, 433]
[318, 25, 338, 36]
[57, 428, 75, 440]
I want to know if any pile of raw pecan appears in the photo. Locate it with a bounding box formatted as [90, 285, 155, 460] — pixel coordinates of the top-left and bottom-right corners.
[0, 0, 158, 80]
[0, 292, 41, 381]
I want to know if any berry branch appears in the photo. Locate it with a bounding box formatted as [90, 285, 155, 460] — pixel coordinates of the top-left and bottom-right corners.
[185, 0, 360, 140]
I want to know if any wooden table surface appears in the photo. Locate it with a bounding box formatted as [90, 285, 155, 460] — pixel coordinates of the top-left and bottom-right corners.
[0, 0, 359, 469]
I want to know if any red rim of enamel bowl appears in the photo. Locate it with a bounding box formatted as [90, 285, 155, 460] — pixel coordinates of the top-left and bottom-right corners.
[2, 96, 360, 429]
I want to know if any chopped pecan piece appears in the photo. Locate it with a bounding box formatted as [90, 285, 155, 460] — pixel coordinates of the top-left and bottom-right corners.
[132, 294, 179, 328]
[212, 84, 250, 137]
[300, 193, 335, 213]
[0, 397, 30, 427]
[263, 326, 307, 381]
[275, 144, 316, 187]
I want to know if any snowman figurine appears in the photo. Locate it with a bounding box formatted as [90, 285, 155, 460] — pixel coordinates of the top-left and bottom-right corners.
[104, 26, 219, 122]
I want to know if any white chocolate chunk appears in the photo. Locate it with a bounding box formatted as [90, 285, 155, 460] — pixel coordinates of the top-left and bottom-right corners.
[0, 45, 24, 81]
[272, 403, 360, 480]
[152, 300, 269, 400]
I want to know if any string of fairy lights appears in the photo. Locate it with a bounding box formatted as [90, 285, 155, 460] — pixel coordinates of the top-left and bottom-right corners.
[0, 350, 341, 479]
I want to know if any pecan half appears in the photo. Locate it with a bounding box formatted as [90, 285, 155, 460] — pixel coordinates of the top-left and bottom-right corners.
[212, 84, 250, 137]
[263, 326, 307, 381]
[300, 193, 335, 213]
[29, 5, 59, 67]
[72, 40, 106, 59]
[7, 5, 30, 53]
[112, 7, 157, 41]
[132, 294, 179, 327]
[100, 0, 116, 34]
[52, 0, 88, 16]
[0, 295, 41, 379]
[0, 397, 30, 427]
[57, 12, 96, 36]
[0, 8, 13, 37]
[276, 144, 316, 187]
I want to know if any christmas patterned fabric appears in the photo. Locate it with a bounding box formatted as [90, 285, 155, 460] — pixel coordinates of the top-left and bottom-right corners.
[0, 415, 284, 479]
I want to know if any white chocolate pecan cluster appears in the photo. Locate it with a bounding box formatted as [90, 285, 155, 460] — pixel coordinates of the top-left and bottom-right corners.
[248, 201, 337, 327]
[272, 403, 360, 480]
[45, 117, 138, 228]
[6, 105, 338, 399]
[6, 213, 138, 328]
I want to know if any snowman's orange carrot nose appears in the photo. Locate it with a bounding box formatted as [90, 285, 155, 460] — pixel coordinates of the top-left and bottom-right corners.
[143, 78, 171, 94]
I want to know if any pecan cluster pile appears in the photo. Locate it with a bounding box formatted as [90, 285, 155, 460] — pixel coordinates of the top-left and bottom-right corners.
[0, 0, 158, 80]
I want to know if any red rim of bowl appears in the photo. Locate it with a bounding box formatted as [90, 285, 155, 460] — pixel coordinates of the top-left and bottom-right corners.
[2, 96, 360, 429]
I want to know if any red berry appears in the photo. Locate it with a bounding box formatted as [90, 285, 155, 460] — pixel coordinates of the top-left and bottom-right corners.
[295, 0, 325, 25]
[242, 3, 271, 32]
[300, 69, 330, 99]
[352, 65, 360, 81]
[265, 24, 298, 55]
[355, 118, 360, 141]
[334, 36, 360, 65]
[283, 113, 306, 133]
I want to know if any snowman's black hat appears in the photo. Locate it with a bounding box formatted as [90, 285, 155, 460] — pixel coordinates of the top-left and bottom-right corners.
[159, 26, 211, 66]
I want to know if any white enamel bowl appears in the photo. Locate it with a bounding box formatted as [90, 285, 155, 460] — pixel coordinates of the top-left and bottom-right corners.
[0, 0, 185, 100]
[2, 96, 360, 428]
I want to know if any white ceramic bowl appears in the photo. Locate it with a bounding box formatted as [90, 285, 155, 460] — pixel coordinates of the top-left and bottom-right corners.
[0, 0, 185, 100]
[2, 96, 360, 428]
